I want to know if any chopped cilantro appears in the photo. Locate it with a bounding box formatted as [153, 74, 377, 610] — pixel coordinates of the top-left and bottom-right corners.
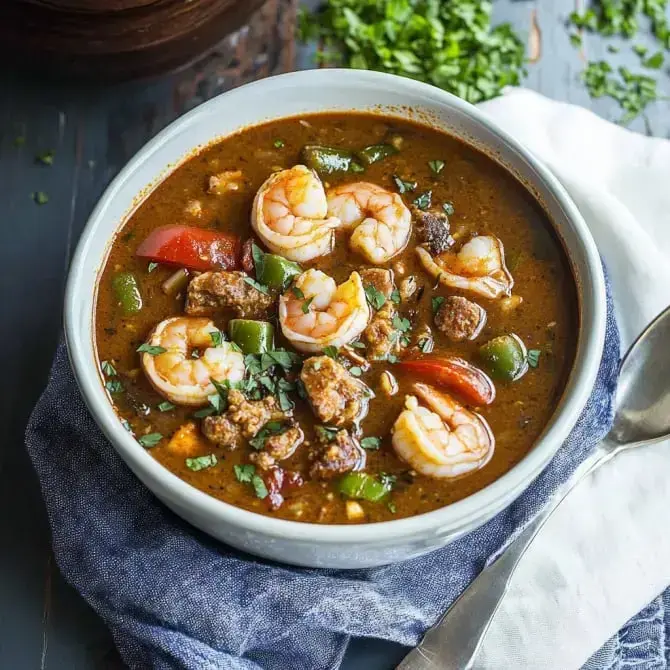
[302, 296, 314, 314]
[392, 175, 417, 194]
[210, 330, 224, 347]
[292, 285, 305, 299]
[101, 360, 117, 377]
[349, 366, 363, 377]
[364, 285, 386, 310]
[234, 464, 256, 483]
[442, 202, 455, 216]
[350, 341, 366, 349]
[252, 474, 269, 499]
[316, 425, 339, 442]
[105, 379, 124, 395]
[527, 349, 541, 368]
[136, 343, 167, 355]
[138, 433, 163, 448]
[387, 500, 397, 514]
[412, 191, 432, 210]
[36, 150, 54, 166]
[186, 454, 218, 471]
[392, 315, 411, 333]
[418, 337, 433, 354]
[379, 473, 397, 489]
[243, 276, 270, 295]
[148, 262, 159, 273]
[157, 401, 176, 412]
[323, 345, 339, 359]
[193, 407, 217, 418]
[432, 296, 445, 315]
[428, 159, 445, 175]
[273, 138, 285, 149]
[390, 288, 401, 304]
[361, 436, 381, 450]
[249, 421, 289, 451]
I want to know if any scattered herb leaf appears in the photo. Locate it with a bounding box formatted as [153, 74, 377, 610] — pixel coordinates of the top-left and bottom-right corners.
[252, 243, 266, 279]
[364, 285, 386, 310]
[350, 341, 366, 349]
[379, 473, 397, 489]
[157, 401, 176, 412]
[316, 425, 339, 442]
[105, 379, 124, 395]
[136, 343, 167, 355]
[193, 406, 217, 418]
[292, 285, 305, 299]
[139, 433, 163, 448]
[148, 262, 159, 273]
[361, 436, 381, 450]
[349, 366, 363, 377]
[527, 349, 541, 368]
[273, 139, 285, 149]
[442, 202, 455, 216]
[392, 315, 411, 333]
[392, 175, 417, 194]
[210, 330, 224, 347]
[252, 474, 269, 499]
[243, 276, 270, 295]
[413, 191, 432, 210]
[186, 454, 218, 471]
[302, 296, 314, 314]
[101, 360, 117, 376]
[323, 345, 339, 359]
[428, 159, 445, 175]
[431, 296, 445, 315]
[234, 464, 256, 483]
[390, 287, 401, 304]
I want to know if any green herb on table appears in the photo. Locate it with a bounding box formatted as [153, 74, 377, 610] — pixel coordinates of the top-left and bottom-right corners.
[136, 343, 167, 355]
[36, 150, 54, 166]
[32, 191, 48, 205]
[298, 0, 526, 105]
[139, 433, 163, 448]
[186, 454, 218, 471]
[642, 51, 664, 69]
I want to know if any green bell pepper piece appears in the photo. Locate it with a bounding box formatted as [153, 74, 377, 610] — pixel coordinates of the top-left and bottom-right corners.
[357, 143, 398, 166]
[112, 272, 142, 315]
[479, 333, 528, 381]
[300, 145, 364, 176]
[256, 253, 302, 289]
[337, 472, 391, 503]
[228, 319, 275, 354]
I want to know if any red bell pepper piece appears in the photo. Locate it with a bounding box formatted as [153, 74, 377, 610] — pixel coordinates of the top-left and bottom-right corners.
[135, 225, 241, 272]
[398, 357, 496, 406]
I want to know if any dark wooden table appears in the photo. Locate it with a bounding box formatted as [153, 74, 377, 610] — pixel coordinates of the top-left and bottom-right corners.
[1, 1, 668, 668]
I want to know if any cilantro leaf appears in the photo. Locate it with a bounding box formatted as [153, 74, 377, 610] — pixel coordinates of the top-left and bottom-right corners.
[105, 379, 124, 395]
[148, 261, 159, 273]
[431, 296, 445, 315]
[292, 285, 305, 299]
[315, 425, 339, 443]
[252, 243, 266, 280]
[234, 464, 256, 483]
[136, 343, 167, 355]
[138, 433, 163, 448]
[252, 474, 269, 499]
[390, 288, 401, 304]
[412, 191, 432, 210]
[428, 159, 445, 174]
[349, 366, 363, 377]
[157, 401, 176, 412]
[101, 360, 117, 377]
[527, 349, 541, 368]
[210, 330, 224, 347]
[443, 202, 455, 216]
[364, 285, 386, 310]
[361, 436, 381, 450]
[392, 174, 417, 194]
[186, 454, 218, 471]
[392, 315, 411, 333]
[323, 345, 339, 359]
[273, 138, 285, 149]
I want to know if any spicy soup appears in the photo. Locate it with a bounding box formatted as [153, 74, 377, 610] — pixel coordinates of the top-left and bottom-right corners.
[95, 112, 577, 524]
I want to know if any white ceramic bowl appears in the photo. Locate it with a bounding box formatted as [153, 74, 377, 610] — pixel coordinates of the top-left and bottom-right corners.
[65, 70, 606, 568]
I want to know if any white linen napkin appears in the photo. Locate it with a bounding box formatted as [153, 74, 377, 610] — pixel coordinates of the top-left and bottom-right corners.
[472, 88, 670, 669]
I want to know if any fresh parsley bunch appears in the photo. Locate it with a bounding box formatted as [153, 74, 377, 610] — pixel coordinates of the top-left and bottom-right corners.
[299, 0, 527, 104]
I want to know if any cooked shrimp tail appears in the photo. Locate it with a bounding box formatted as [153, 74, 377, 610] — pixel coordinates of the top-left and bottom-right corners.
[416, 235, 513, 299]
[391, 383, 494, 479]
[327, 181, 411, 264]
[279, 269, 370, 353]
[141, 317, 245, 406]
[252, 165, 340, 262]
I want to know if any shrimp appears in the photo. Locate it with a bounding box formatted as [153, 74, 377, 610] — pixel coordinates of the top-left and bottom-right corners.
[141, 317, 245, 407]
[416, 235, 513, 299]
[278, 269, 370, 353]
[327, 182, 411, 264]
[251, 165, 340, 262]
[391, 383, 494, 479]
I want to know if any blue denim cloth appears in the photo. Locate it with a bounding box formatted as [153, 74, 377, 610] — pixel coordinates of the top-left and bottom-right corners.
[26, 278, 661, 670]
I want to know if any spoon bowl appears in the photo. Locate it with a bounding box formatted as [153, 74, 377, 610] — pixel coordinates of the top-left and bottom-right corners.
[611, 305, 670, 446]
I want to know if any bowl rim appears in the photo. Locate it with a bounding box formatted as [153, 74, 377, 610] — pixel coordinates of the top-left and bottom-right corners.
[65, 69, 606, 544]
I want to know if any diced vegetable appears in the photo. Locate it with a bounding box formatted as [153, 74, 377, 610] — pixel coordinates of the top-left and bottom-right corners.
[161, 268, 189, 296]
[398, 357, 496, 406]
[337, 472, 392, 502]
[228, 319, 275, 354]
[300, 145, 364, 176]
[479, 334, 528, 381]
[356, 143, 398, 166]
[112, 271, 143, 314]
[345, 500, 366, 521]
[136, 225, 241, 272]
[256, 252, 302, 288]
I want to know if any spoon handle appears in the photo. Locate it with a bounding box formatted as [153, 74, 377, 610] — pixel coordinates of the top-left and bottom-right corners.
[397, 444, 615, 670]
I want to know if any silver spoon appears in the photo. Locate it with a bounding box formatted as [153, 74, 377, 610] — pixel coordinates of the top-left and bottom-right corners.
[398, 304, 670, 670]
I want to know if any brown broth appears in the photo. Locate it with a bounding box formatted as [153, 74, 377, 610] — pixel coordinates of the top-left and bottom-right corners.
[95, 112, 577, 524]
